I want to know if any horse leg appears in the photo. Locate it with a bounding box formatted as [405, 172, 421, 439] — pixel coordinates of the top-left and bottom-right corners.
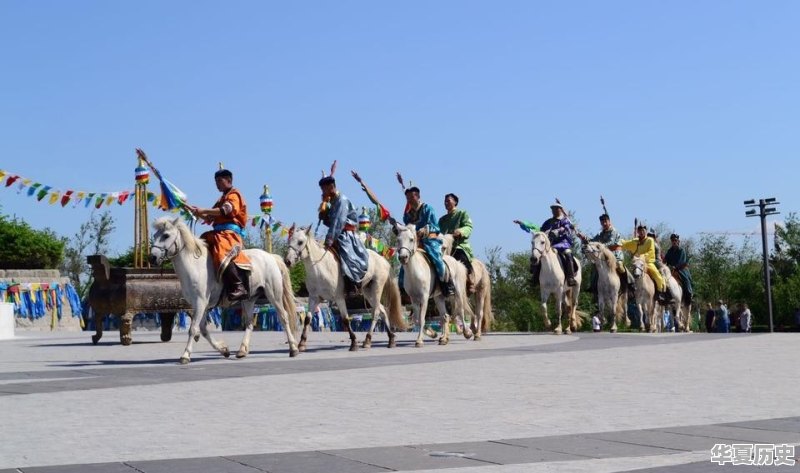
[362, 286, 380, 349]
[414, 295, 429, 348]
[91, 311, 104, 344]
[198, 311, 229, 358]
[554, 290, 565, 335]
[540, 291, 553, 332]
[236, 300, 256, 358]
[299, 295, 318, 352]
[337, 298, 358, 352]
[473, 291, 484, 341]
[272, 294, 300, 358]
[381, 303, 397, 348]
[180, 301, 208, 364]
[434, 295, 451, 345]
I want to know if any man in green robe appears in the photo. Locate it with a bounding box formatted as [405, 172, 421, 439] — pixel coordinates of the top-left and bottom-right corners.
[439, 193, 476, 293]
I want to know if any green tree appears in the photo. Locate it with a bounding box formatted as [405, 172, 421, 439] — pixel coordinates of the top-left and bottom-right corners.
[0, 213, 64, 269]
[60, 211, 116, 297]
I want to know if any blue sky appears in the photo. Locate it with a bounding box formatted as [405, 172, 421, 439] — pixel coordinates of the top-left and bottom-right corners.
[1, 1, 798, 259]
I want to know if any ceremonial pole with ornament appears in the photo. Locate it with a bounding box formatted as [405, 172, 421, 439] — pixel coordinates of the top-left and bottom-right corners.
[260, 185, 273, 252]
[134, 157, 150, 268]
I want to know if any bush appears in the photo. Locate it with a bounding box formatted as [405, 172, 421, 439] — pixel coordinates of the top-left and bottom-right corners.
[0, 214, 65, 269]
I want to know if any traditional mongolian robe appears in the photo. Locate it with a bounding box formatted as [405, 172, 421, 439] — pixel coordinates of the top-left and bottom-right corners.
[403, 202, 447, 281]
[322, 192, 368, 284]
[541, 216, 576, 252]
[200, 187, 252, 280]
[438, 208, 474, 261]
[665, 245, 694, 300]
[620, 237, 665, 291]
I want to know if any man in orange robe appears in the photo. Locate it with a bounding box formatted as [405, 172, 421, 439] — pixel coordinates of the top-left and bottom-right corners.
[187, 168, 251, 301]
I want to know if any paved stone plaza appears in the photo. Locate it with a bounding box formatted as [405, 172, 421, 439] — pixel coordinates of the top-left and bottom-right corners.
[0, 330, 797, 472]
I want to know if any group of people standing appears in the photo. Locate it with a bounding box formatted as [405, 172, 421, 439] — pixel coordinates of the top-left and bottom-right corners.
[705, 301, 752, 333]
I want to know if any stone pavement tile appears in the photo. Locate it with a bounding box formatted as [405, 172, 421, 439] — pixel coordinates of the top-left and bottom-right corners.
[323, 445, 487, 470]
[501, 434, 678, 458]
[726, 417, 800, 434]
[411, 440, 584, 464]
[587, 430, 734, 452]
[660, 425, 800, 444]
[20, 462, 136, 473]
[625, 459, 798, 472]
[228, 450, 391, 473]
[127, 456, 261, 473]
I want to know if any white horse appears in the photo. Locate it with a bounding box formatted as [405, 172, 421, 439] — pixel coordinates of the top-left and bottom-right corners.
[659, 265, 692, 332]
[630, 255, 659, 333]
[530, 232, 582, 334]
[284, 226, 407, 351]
[393, 222, 473, 347]
[150, 217, 300, 364]
[583, 241, 627, 332]
[441, 234, 494, 340]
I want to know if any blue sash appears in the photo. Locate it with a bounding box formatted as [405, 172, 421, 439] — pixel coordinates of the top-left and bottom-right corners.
[213, 223, 245, 237]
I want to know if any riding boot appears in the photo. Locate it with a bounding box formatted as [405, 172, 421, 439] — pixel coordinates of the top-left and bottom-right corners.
[344, 277, 362, 298]
[439, 279, 455, 296]
[466, 263, 476, 294]
[223, 264, 248, 302]
[530, 261, 541, 288]
[561, 253, 578, 287]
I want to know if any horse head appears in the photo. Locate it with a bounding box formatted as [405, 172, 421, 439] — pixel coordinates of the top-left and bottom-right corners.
[150, 217, 185, 266]
[582, 241, 602, 263]
[284, 224, 312, 268]
[631, 255, 647, 279]
[530, 232, 551, 265]
[392, 222, 417, 265]
[440, 233, 455, 256]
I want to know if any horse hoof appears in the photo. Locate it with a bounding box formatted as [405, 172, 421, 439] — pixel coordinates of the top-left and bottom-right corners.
[463, 331, 473, 340]
[222, 348, 231, 358]
[361, 341, 371, 349]
[235, 350, 247, 358]
[438, 337, 449, 346]
[415, 341, 424, 348]
[160, 333, 172, 342]
[349, 344, 358, 352]
[611, 327, 617, 333]
[553, 329, 562, 335]
[179, 357, 190, 365]
[474, 335, 482, 341]
[564, 329, 572, 335]
[298, 342, 307, 352]
[388, 339, 396, 348]
[193, 334, 200, 342]
[289, 348, 299, 357]
[424, 328, 438, 339]
[91, 335, 100, 345]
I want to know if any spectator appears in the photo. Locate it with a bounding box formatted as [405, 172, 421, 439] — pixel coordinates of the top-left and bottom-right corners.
[705, 302, 715, 333]
[715, 300, 730, 333]
[740, 303, 752, 333]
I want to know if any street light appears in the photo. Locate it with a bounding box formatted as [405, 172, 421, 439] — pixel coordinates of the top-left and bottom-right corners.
[744, 197, 780, 332]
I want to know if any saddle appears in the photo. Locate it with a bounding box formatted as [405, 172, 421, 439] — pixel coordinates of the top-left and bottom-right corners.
[557, 254, 580, 273]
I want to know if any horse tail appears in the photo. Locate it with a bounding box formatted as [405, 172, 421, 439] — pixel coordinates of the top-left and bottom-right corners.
[481, 270, 494, 332]
[383, 276, 408, 331]
[275, 255, 300, 338]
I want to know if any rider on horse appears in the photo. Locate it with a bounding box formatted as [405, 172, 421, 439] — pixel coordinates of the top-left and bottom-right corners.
[403, 186, 455, 296]
[186, 167, 251, 302]
[438, 193, 476, 294]
[664, 233, 694, 304]
[516, 203, 578, 287]
[318, 175, 369, 298]
[578, 213, 632, 297]
[612, 224, 670, 303]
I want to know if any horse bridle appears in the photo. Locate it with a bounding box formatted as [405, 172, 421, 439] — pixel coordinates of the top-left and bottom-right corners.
[396, 227, 416, 261]
[152, 232, 180, 261]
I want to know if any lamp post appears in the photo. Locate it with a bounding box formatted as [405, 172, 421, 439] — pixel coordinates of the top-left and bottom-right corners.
[744, 198, 780, 332]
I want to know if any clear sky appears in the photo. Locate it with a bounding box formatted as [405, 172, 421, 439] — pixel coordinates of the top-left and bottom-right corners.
[1, 1, 798, 260]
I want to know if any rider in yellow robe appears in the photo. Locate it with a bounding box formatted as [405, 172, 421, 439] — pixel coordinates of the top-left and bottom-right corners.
[613, 225, 669, 303]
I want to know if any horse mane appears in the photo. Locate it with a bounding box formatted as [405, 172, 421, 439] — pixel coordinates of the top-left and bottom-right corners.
[596, 243, 617, 269]
[153, 217, 206, 259]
